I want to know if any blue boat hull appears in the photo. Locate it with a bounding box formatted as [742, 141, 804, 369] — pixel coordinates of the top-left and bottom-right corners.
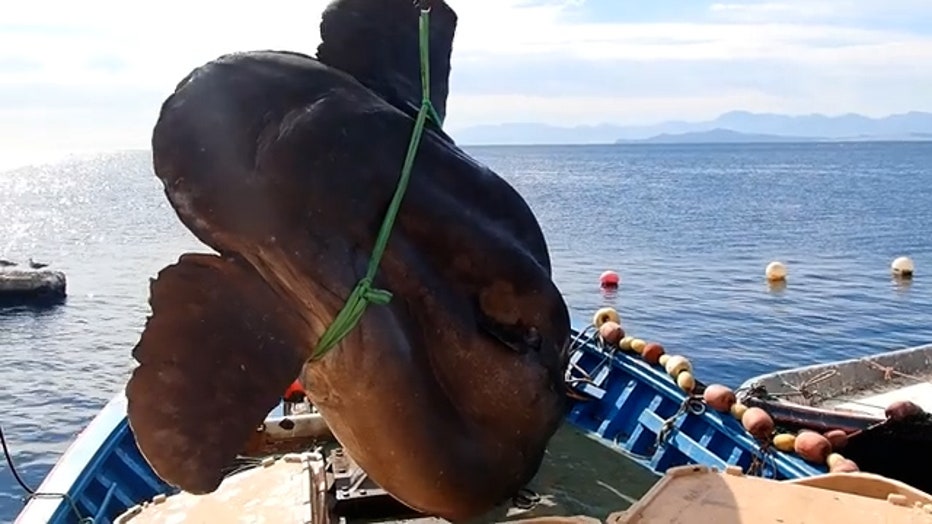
[16, 321, 824, 523]
[563, 323, 825, 480]
[14, 394, 174, 524]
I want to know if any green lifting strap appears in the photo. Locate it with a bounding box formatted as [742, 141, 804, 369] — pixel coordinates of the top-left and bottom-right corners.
[310, 7, 442, 360]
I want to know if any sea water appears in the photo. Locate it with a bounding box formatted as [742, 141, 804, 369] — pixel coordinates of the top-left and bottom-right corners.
[2, 142, 932, 522]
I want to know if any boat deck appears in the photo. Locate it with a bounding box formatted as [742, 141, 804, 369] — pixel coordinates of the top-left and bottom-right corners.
[118, 454, 320, 523]
[116, 454, 932, 524]
[114, 451, 599, 524]
[828, 377, 932, 418]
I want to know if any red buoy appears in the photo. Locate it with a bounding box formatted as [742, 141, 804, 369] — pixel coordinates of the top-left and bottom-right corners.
[283, 379, 306, 402]
[600, 270, 620, 288]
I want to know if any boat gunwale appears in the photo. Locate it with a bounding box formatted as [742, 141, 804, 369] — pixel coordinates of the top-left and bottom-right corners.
[737, 342, 932, 409]
[14, 388, 131, 524]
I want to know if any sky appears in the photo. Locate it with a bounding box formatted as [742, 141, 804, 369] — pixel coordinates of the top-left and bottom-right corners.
[2, 0, 932, 168]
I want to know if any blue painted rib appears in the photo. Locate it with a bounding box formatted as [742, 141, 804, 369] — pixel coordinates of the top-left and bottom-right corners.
[54, 418, 174, 523]
[564, 320, 826, 480]
[15, 392, 175, 524]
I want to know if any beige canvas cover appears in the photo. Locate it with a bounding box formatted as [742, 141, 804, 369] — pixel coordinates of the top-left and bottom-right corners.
[608, 465, 932, 524]
[116, 452, 325, 524]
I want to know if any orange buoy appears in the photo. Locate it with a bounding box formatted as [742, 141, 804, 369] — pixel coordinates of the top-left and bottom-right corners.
[600, 270, 620, 288]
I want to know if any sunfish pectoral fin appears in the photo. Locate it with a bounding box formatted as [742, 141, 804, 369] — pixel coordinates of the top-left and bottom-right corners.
[126, 252, 308, 494]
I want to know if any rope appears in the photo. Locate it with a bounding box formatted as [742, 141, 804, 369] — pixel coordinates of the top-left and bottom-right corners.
[655, 396, 706, 449]
[781, 369, 837, 401]
[866, 360, 929, 383]
[310, 6, 442, 360]
[1, 423, 34, 496]
[746, 442, 777, 479]
[562, 325, 612, 401]
[511, 487, 541, 510]
[1, 423, 94, 523]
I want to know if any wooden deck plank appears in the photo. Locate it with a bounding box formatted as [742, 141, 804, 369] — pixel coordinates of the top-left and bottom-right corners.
[117, 454, 316, 523]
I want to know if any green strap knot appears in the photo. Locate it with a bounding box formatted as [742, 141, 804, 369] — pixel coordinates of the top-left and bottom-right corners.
[310, 278, 393, 360]
[361, 281, 393, 305]
[310, 8, 439, 360]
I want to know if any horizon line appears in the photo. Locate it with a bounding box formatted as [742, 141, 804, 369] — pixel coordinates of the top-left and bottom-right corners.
[4, 138, 932, 173]
[448, 109, 932, 132]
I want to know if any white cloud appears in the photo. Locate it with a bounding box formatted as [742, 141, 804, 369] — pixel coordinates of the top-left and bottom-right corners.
[709, 1, 839, 20]
[1, 0, 932, 167]
[444, 90, 790, 129]
[709, 0, 932, 23]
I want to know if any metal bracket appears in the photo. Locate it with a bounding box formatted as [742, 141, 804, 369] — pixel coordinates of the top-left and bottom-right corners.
[328, 448, 423, 521]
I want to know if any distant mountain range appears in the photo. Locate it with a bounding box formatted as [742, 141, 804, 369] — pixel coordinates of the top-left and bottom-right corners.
[450, 111, 932, 145]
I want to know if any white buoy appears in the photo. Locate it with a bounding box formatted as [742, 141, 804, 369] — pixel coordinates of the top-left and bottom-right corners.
[892, 256, 915, 278]
[765, 261, 787, 282]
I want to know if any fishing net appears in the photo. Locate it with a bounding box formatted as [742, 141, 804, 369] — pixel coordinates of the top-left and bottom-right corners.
[843, 413, 932, 494]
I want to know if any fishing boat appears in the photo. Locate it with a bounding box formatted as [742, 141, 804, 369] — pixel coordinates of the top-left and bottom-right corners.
[564, 323, 824, 480]
[11, 319, 927, 523]
[12, 394, 340, 524]
[737, 343, 932, 493]
[14, 391, 932, 524]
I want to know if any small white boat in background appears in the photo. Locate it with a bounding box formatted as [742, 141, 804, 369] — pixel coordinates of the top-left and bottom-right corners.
[738, 343, 932, 494]
[739, 342, 932, 420]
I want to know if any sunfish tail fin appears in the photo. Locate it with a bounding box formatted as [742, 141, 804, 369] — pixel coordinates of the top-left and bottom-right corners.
[126, 253, 309, 494]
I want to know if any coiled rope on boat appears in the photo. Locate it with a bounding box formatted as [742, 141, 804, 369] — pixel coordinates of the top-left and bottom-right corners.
[311, 0, 442, 360]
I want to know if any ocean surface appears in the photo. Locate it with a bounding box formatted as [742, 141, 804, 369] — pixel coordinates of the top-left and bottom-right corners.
[2, 142, 932, 521]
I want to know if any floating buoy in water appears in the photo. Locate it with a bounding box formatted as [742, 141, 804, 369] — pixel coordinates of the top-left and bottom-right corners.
[891, 256, 914, 278]
[765, 261, 787, 282]
[600, 270, 620, 288]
